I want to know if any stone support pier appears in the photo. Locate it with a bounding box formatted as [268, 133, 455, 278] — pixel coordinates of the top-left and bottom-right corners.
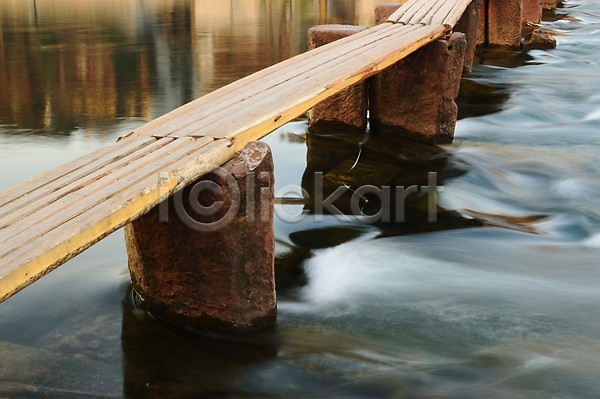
[454, 0, 483, 76]
[477, 0, 487, 45]
[124, 141, 276, 333]
[487, 0, 523, 49]
[369, 32, 467, 144]
[307, 25, 369, 133]
[523, 0, 543, 25]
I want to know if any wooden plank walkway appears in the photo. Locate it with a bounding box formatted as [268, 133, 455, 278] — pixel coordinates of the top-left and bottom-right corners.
[0, 0, 473, 303]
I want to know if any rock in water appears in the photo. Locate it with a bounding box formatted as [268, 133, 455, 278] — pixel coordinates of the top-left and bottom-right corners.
[522, 29, 557, 50]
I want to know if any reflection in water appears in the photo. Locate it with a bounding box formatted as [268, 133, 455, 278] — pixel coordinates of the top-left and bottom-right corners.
[0, 0, 391, 137]
[121, 286, 278, 398]
[300, 132, 480, 234]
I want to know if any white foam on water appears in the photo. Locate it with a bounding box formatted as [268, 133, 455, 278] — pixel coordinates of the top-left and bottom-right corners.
[522, 355, 562, 370]
[584, 106, 600, 121]
[552, 178, 589, 198]
[294, 236, 597, 314]
[583, 233, 600, 248]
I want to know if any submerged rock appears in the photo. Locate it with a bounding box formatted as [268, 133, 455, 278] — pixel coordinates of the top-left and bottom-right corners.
[522, 29, 557, 50]
[0, 340, 122, 397]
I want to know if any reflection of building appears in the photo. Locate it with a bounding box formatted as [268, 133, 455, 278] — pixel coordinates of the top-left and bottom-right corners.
[0, 0, 392, 135]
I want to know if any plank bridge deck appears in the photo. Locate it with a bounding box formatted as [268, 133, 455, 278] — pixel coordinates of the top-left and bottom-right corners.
[0, 0, 472, 302]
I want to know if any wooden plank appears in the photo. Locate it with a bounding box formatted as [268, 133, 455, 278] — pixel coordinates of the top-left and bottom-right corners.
[0, 140, 235, 303]
[0, 139, 138, 208]
[212, 25, 449, 152]
[0, 138, 171, 230]
[429, 0, 461, 26]
[434, 0, 472, 27]
[421, 0, 455, 25]
[122, 24, 392, 140]
[199, 25, 445, 144]
[399, 0, 431, 25]
[386, 0, 422, 23]
[408, 0, 442, 25]
[166, 24, 413, 139]
[0, 137, 207, 254]
[149, 24, 400, 140]
[0, 137, 156, 220]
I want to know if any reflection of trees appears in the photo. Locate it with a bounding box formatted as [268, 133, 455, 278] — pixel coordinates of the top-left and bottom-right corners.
[0, 0, 391, 135]
[0, 1, 177, 134]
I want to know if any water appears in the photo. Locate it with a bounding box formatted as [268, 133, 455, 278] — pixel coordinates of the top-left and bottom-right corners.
[1, 0, 599, 397]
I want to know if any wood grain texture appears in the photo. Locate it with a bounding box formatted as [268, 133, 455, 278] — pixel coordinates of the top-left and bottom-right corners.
[208, 26, 449, 150]
[441, 0, 477, 27]
[387, 0, 422, 23]
[167, 25, 418, 139]
[0, 137, 157, 221]
[409, 0, 444, 25]
[0, 139, 139, 208]
[421, 0, 453, 25]
[163, 24, 400, 139]
[123, 24, 392, 140]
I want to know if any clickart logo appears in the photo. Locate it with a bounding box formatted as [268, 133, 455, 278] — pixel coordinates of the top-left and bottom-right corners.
[158, 169, 443, 232]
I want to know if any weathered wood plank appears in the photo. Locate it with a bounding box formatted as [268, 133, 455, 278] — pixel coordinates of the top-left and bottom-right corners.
[431, 0, 464, 26]
[212, 25, 449, 151]
[0, 137, 157, 220]
[123, 24, 393, 140]
[387, 0, 422, 23]
[408, 0, 443, 25]
[0, 140, 137, 208]
[0, 138, 171, 231]
[0, 137, 206, 254]
[148, 24, 399, 139]
[0, 140, 235, 303]
[438, 0, 474, 26]
[205, 26, 438, 136]
[399, 0, 431, 24]
[387, 0, 474, 27]
[167, 24, 416, 139]
[421, 0, 452, 25]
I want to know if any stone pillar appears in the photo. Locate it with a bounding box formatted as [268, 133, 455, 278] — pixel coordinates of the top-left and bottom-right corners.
[124, 141, 276, 333]
[477, 0, 487, 46]
[523, 0, 543, 25]
[369, 32, 467, 144]
[374, 3, 402, 25]
[488, 0, 523, 49]
[454, 0, 483, 76]
[307, 25, 369, 133]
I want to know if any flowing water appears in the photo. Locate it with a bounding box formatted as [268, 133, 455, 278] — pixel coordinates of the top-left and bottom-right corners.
[0, 0, 599, 397]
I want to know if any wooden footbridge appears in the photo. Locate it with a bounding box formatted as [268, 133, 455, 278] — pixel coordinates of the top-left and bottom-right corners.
[0, 0, 474, 304]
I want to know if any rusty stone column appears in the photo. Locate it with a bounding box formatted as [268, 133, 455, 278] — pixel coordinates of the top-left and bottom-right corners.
[307, 25, 369, 133]
[488, 0, 523, 49]
[523, 0, 543, 25]
[369, 32, 467, 144]
[454, 0, 483, 76]
[124, 141, 276, 333]
[477, 0, 487, 46]
[374, 4, 402, 25]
